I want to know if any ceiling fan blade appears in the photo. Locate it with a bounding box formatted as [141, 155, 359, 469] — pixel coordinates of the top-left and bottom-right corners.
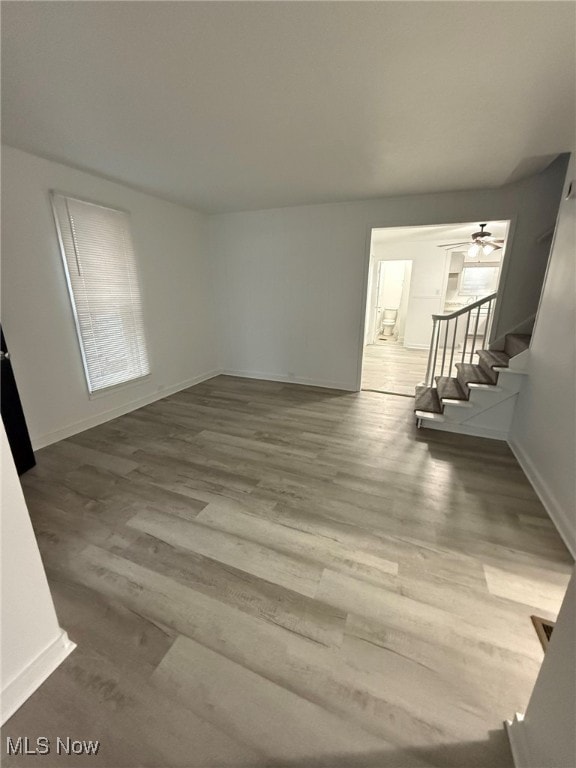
[437, 241, 470, 248]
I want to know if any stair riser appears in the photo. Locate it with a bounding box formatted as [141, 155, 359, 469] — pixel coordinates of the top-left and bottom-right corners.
[442, 386, 507, 415]
[478, 355, 499, 384]
[507, 349, 529, 372]
[435, 377, 466, 402]
[504, 334, 531, 358]
[492, 372, 526, 394]
[419, 334, 530, 440]
[420, 400, 515, 440]
[505, 340, 521, 357]
[456, 368, 471, 397]
[444, 397, 506, 420]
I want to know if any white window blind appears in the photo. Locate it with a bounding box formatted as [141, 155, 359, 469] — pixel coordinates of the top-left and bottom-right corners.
[51, 192, 150, 393]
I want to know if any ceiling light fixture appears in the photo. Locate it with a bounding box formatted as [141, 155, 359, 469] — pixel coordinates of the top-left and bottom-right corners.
[468, 240, 495, 260]
[438, 223, 504, 257]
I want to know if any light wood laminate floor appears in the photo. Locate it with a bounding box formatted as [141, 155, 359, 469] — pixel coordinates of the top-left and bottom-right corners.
[3, 376, 572, 768]
[361, 341, 429, 395]
[361, 338, 488, 396]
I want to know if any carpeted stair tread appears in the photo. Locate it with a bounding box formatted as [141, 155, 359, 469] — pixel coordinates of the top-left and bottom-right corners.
[504, 333, 531, 358]
[436, 376, 467, 401]
[476, 349, 508, 383]
[456, 363, 493, 394]
[477, 349, 510, 369]
[415, 386, 442, 414]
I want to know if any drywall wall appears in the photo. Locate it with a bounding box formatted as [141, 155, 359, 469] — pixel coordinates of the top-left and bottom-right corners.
[507, 569, 575, 768]
[211, 157, 567, 390]
[1, 148, 567, 443]
[491, 154, 569, 344]
[372, 242, 450, 349]
[509, 154, 575, 558]
[1, 423, 74, 724]
[379, 260, 405, 310]
[1, 146, 218, 448]
[395, 261, 412, 344]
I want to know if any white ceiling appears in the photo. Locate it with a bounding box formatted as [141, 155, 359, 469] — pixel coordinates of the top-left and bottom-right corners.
[371, 221, 509, 248]
[2, 2, 575, 214]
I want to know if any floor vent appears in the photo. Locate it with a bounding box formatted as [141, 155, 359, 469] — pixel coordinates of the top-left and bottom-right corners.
[531, 615, 555, 651]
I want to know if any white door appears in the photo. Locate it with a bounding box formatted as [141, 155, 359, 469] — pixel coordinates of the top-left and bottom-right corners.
[404, 251, 451, 348]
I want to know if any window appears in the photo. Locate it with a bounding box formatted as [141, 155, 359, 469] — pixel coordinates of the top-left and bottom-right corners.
[51, 192, 150, 393]
[459, 265, 500, 297]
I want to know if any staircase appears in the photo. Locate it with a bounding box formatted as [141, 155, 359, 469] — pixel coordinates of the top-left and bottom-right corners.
[414, 292, 531, 440]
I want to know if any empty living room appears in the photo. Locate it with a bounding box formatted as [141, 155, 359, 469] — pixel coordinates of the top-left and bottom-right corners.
[1, 2, 575, 767]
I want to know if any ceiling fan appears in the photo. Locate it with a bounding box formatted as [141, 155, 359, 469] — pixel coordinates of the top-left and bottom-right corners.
[437, 223, 505, 259]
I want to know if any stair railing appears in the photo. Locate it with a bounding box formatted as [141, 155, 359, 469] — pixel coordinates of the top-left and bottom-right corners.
[424, 292, 497, 387]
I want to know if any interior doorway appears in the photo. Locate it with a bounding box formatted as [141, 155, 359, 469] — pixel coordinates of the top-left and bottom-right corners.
[361, 220, 510, 396]
[362, 259, 425, 395]
[365, 260, 412, 347]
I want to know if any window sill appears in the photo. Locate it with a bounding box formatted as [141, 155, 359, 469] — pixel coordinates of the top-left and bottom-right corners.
[88, 373, 151, 401]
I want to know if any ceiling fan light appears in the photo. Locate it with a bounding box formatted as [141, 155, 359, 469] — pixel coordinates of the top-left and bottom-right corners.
[468, 243, 480, 259]
[482, 243, 495, 256]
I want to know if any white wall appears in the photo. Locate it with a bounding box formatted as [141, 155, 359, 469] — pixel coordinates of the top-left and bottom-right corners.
[379, 260, 405, 309]
[0, 148, 568, 441]
[395, 260, 412, 343]
[372, 242, 449, 349]
[509, 155, 575, 559]
[211, 174, 557, 389]
[1, 423, 74, 723]
[507, 569, 575, 768]
[492, 155, 569, 342]
[1, 146, 218, 448]
[364, 258, 380, 346]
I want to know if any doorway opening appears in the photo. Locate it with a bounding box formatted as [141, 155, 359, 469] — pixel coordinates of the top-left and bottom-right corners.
[361, 220, 510, 396]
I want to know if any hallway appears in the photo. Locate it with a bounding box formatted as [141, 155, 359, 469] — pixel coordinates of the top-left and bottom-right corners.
[361, 340, 429, 396]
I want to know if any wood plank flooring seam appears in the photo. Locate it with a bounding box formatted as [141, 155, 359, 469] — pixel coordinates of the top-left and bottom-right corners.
[4, 375, 571, 768]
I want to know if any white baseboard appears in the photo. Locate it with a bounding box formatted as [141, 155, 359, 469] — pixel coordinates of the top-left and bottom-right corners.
[219, 369, 354, 392]
[420, 419, 508, 441]
[508, 438, 576, 560]
[31, 370, 221, 450]
[1, 630, 76, 725]
[505, 713, 532, 768]
[31, 368, 354, 451]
